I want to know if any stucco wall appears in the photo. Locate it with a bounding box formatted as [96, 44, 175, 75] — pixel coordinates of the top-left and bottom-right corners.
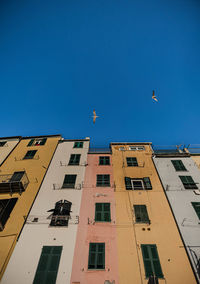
[0, 138, 20, 165]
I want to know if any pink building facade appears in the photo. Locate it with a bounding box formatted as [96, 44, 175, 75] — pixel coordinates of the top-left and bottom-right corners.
[71, 151, 119, 284]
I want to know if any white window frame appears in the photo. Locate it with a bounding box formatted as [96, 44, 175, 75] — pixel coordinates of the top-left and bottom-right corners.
[131, 179, 145, 190]
[129, 146, 145, 151]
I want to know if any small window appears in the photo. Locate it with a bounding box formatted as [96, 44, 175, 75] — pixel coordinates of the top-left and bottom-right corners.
[95, 203, 111, 222]
[27, 138, 47, 146]
[0, 198, 18, 231]
[119, 147, 125, 151]
[179, 176, 198, 189]
[48, 200, 72, 227]
[96, 175, 110, 187]
[62, 175, 76, 188]
[68, 154, 81, 165]
[125, 177, 152, 190]
[74, 142, 83, 148]
[88, 243, 105, 270]
[171, 160, 186, 171]
[141, 244, 163, 278]
[99, 156, 110, 165]
[23, 150, 37, 160]
[126, 157, 138, 167]
[0, 141, 6, 147]
[191, 202, 200, 220]
[10, 171, 25, 182]
[33, 246, 62, 284]
[129, 146, 145, 151]
[134, 205, 150, 223]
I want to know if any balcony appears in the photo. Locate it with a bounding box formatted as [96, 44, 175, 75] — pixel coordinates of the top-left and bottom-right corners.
[0, 172, 29, 194]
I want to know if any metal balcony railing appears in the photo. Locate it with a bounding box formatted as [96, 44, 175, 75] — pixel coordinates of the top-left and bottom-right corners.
[26, 215, 79, 225]
[0, 172, 29, 194]
[53, 183, 82, 190]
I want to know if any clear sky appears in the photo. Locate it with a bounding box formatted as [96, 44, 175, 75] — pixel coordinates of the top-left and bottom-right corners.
[0, 0, 200, 147]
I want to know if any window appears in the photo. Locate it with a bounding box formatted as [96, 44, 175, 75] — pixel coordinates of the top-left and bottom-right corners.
[191, 202, 200, 220]
[62, 175, 76, 188]
[0, 198, 18, 231]
[0, 141, 6, 147]
[68, 154, 81, 165]
[179, 176, 198, 189]
[171, 160, 186, 171]
[27, 138, 47, 146]
[10, 171, 25, 182]
[33, 246, 62, 284]
[23, 150, 37, 160]
[96, 175, 110, 187]
[119, 147, 125, 151]
[141, 244, 163, 278]
[134, 205, 150, 223]
[95, 203, 111, 222]
[48, 200, 72, 227]
[126, 157, 138, 167]
[88, 243, 105, 270]
[125, 177, 152, 190]
[99, 156, 110, 165]
[74, 142, 83, 148]
[129, 146, 145, 151]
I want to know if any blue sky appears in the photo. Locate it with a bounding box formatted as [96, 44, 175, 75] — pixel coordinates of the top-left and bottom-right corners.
[0, 0, 200, 147]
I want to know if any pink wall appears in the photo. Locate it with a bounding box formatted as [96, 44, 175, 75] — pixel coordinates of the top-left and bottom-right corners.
[71, 153, 119, 284]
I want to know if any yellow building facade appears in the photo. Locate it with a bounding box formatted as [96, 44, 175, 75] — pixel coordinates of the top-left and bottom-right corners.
[111, 143, 196, 284]
[0, 135, 61, 279]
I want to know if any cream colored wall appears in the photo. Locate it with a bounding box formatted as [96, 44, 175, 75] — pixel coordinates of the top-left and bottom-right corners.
[191, 155, 200, 169]
[0, 136, 60, 279]
[111, 144, 196, 284]
[0, 138, 20, 165]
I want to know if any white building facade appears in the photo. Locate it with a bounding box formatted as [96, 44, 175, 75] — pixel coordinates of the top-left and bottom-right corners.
[2, 138, 90, 284]
[153, 151, 200, 283]
[0, 137, 20, 166]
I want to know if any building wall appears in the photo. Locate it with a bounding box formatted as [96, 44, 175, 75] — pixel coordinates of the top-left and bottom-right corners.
[153, 155, 200, 283]
[111, 144, 196, 284]
[0, 137, 20, 165]
[1, 139, 90, 284]
[0, 135, 61, 280]
[71, 153, 119, 284]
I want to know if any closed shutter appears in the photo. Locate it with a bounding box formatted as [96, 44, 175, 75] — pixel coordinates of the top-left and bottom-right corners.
[143, 177, 152, 190]
[172, 160, 186, 171]
[33, 246, 62, 284]
[179, 176, 197, 189]
[134, 205, 149, 223]
[95, 203, 111, 222]
[69, 154, 81, 165]
[62, 175, 77, 188]
[125, 177, 132, 190]
[40, 138, 47, 145]
[191, 202, 200, 219]
[141, 245, 163, 278]
[88, 243, 105, 270]
[10, 171, 24, 182]
[0, 198, 18, 231]
[27, 139, 34, 146]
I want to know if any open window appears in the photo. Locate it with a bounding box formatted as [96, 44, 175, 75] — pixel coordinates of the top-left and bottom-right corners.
[125, 177, 152, 190]
[48, 200, 72, 227]
[27, 138, 47, 146]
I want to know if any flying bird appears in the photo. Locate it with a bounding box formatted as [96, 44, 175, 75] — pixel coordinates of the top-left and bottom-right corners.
[92, 110, 99, 124]
[152, 90, 158, 102]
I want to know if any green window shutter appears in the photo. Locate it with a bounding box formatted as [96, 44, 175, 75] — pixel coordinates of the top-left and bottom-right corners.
[0, 198, 18, 231]
[33, 246, 62, 284]
[62, 175, 77, 188]
[88, 243, 105, 270]
[141, 245, 163, 278]
[191, 202, 200, 219]
[99, 156, 110, 165]
[143, 177, 152, 190]
[125, 177, 132, 190]
[134, 205, 149, 223]
[95, 203, 111, 222]
[179, 176, 197, 189]
[27, 139, 35, 146]
[40, 138, 47, 145]
[96, 175, 110, 187]
[23, 150, 37, 159]
[69, 154, 81, 165]
[172, 160, 186, 171]
[74, 142, 83, 148]
[126, 157, 138, 167]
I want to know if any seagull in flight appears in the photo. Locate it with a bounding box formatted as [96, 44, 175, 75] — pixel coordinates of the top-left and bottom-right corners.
[152, 90, 158, 102]
[92, 110, 99, 124]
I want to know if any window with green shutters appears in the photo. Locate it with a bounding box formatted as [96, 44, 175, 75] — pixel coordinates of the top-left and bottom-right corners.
[141, 245, 163, 278]
[27, 138, 47, 146]
[68, 154, 81, 165]
[126, 157, 138, 167]
[179, 176, 198, 189]
[0, 198, 18, 231]
[95, 203, 111, 222]
[134, 205, 150, 223]
[96, 175, 110, 187]
[62, 175, 77, 188]
[171, 160, 186, 171]
[99, 156, 110, 165]
[191, 202, 200, 219]
[33, 246, 62, 284]
[125, 177, 152, 190]
[73, 142, 83, 148]
[88, 243, 105, 270]
[23, 150, 37, 159]
[0, 141, 6, 147]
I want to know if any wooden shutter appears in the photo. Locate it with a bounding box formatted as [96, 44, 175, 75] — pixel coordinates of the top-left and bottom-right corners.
[172, 160, 186, 171]
[141, 245, 163, 278]
[143, 177, 152, 190]
[88, 243, 105, 270]
[62, 175, 77, 188]
[27, 139, 34, 146]
[125, 177, 132, 190]
[134, 205, 149, 223]
[0, 198, 18, 231]
[40, 138, 47, 145]
[191, 202, 200, 219]
[95, 203, 110, 222]
[33, 246, 62, 284]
